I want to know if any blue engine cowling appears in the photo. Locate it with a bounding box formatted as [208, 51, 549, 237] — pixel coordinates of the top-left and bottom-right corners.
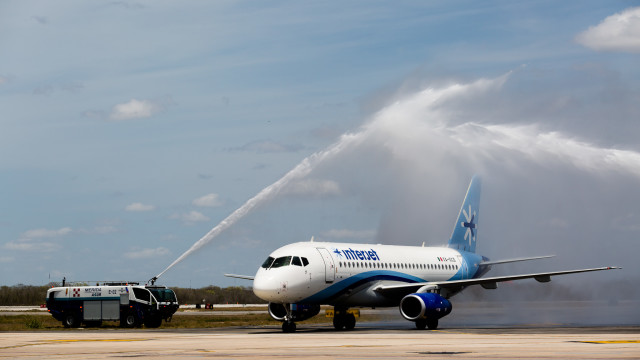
[399, 292, 452, 321]
[268, 303, 320, 322]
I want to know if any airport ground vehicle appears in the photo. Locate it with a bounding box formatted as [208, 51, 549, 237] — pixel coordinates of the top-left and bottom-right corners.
[46, 282, 178, 328]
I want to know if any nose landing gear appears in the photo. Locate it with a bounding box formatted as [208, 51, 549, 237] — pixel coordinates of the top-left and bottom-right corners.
[281, 303, 297, 333]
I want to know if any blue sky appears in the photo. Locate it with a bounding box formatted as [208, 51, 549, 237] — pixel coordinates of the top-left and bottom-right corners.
[1, 1, 639, 288]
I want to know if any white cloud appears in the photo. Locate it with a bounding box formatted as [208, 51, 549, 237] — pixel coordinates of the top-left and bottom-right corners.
[575, 7, 640, 53]
[124, 247, 170, 259]
[109, 98, 162, 121]
[5, 239, 59, 252]
[21, 227, 72, 238]
[192, 193, 223, 207]
[282, 179, 341, 197]
[170, 211, 210, 225]
[125, 202, 155, 212]
[322, 229, 376, 239]
[4, 227, 72, 252]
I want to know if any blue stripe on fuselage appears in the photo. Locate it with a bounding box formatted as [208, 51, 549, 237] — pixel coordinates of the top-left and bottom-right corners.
[300, 270, 425, 303]
[300, 251, 486, 304]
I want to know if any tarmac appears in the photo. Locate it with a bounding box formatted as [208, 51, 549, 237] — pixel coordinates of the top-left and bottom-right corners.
[1, 325, 638, 359]
[2, 301, 638, 359]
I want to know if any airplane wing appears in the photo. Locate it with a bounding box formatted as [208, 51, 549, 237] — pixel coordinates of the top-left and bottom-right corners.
[224, 273, 255, 280]
[480, 255, 554, 265]
[374, 266, 619, 296]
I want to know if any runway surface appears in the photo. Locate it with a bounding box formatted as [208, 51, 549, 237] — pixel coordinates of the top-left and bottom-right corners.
[1, 325, 638, 359]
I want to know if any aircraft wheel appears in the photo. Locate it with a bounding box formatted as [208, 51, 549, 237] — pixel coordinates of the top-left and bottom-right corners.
[63, 312, 79, 328]
[282, 321, 296, 333]
[427, 319, 438, 330]
[333, 315, 345, 330]
[344, 313, 356, 330]
[415, 319, 427, 330]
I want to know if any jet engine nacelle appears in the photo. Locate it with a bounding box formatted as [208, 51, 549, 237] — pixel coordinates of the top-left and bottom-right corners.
[268, 303, 321, 322]
[399, 292, 452, 321]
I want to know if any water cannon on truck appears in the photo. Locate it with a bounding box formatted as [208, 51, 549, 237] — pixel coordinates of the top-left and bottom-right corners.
[46, 281, 179, 328]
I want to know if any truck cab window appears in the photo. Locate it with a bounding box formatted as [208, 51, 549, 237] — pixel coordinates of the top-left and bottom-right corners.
[132, 288, 151, 302]
[149, 288, 178, 302]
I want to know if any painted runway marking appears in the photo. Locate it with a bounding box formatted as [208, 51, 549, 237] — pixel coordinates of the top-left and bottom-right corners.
[0, 338, 149, 350]
[47, 339, 149, 342]
[578, 340, 640, 344]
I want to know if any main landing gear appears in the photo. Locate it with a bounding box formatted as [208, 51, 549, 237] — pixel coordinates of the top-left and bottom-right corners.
[415, 318, 438, 330]
[332, 308, 356, 331]
[282, 320, 296, 333]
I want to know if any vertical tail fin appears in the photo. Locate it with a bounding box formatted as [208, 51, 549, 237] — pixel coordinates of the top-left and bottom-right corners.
[448, 175, 481, 253]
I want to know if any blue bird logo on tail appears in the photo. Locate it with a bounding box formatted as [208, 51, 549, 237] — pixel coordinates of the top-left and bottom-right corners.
[461, 205, 477, 246]
[448, 176, 481, 253]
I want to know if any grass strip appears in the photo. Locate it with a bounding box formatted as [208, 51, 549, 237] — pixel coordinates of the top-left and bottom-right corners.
[1, 313, 387, 331]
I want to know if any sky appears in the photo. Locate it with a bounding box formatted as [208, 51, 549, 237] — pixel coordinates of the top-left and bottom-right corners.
[1, 1, 639, 289]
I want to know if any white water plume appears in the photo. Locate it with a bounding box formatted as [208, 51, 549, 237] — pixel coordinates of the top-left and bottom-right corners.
[155, 131, 367, 279]
[156, 72, 640, 281]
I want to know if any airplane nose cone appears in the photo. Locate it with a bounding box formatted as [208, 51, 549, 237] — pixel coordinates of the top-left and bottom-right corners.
[252, 270, 281, 302]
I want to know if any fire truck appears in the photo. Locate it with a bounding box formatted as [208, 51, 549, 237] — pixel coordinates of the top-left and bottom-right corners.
[46, 282, 179, 328]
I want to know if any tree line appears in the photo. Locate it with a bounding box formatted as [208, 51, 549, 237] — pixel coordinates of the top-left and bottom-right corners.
[0, 284, 264, 306]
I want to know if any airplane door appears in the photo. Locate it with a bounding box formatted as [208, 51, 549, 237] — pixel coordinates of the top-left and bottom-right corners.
[457, 255, 468, 279]
[316, 248, 335, 283]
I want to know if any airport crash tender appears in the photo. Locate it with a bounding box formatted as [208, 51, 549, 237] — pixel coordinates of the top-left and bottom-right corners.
[46, 283, 179, 328]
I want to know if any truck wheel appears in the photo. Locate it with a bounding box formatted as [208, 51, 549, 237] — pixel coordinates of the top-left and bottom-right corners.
[63, 313, 79, 328]
[121, 313, 138, 328]
[144, 316, 162, 328]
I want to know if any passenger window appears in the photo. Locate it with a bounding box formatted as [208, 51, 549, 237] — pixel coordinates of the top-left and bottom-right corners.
[292, 256, 302, 266]
[301, 257, 309, 266]
[271, 256, 292, 268]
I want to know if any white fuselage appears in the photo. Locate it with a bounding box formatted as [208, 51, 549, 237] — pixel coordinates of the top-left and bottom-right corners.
[253, 241, 483, 307]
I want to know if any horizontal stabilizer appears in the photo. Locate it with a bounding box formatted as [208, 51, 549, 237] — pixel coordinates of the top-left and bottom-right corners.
[224, 273, 255, 280]
[481, 255, 554, 266]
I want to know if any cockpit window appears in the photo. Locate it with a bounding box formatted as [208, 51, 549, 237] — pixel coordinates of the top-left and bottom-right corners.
[261, 256, 275, 269]
[270, 256, 292, 268]
[301, 257, 309, 266]
[292, 256, 302, 266]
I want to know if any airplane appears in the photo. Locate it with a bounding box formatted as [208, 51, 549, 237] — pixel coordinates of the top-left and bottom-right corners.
[225, 176, 618, 332]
